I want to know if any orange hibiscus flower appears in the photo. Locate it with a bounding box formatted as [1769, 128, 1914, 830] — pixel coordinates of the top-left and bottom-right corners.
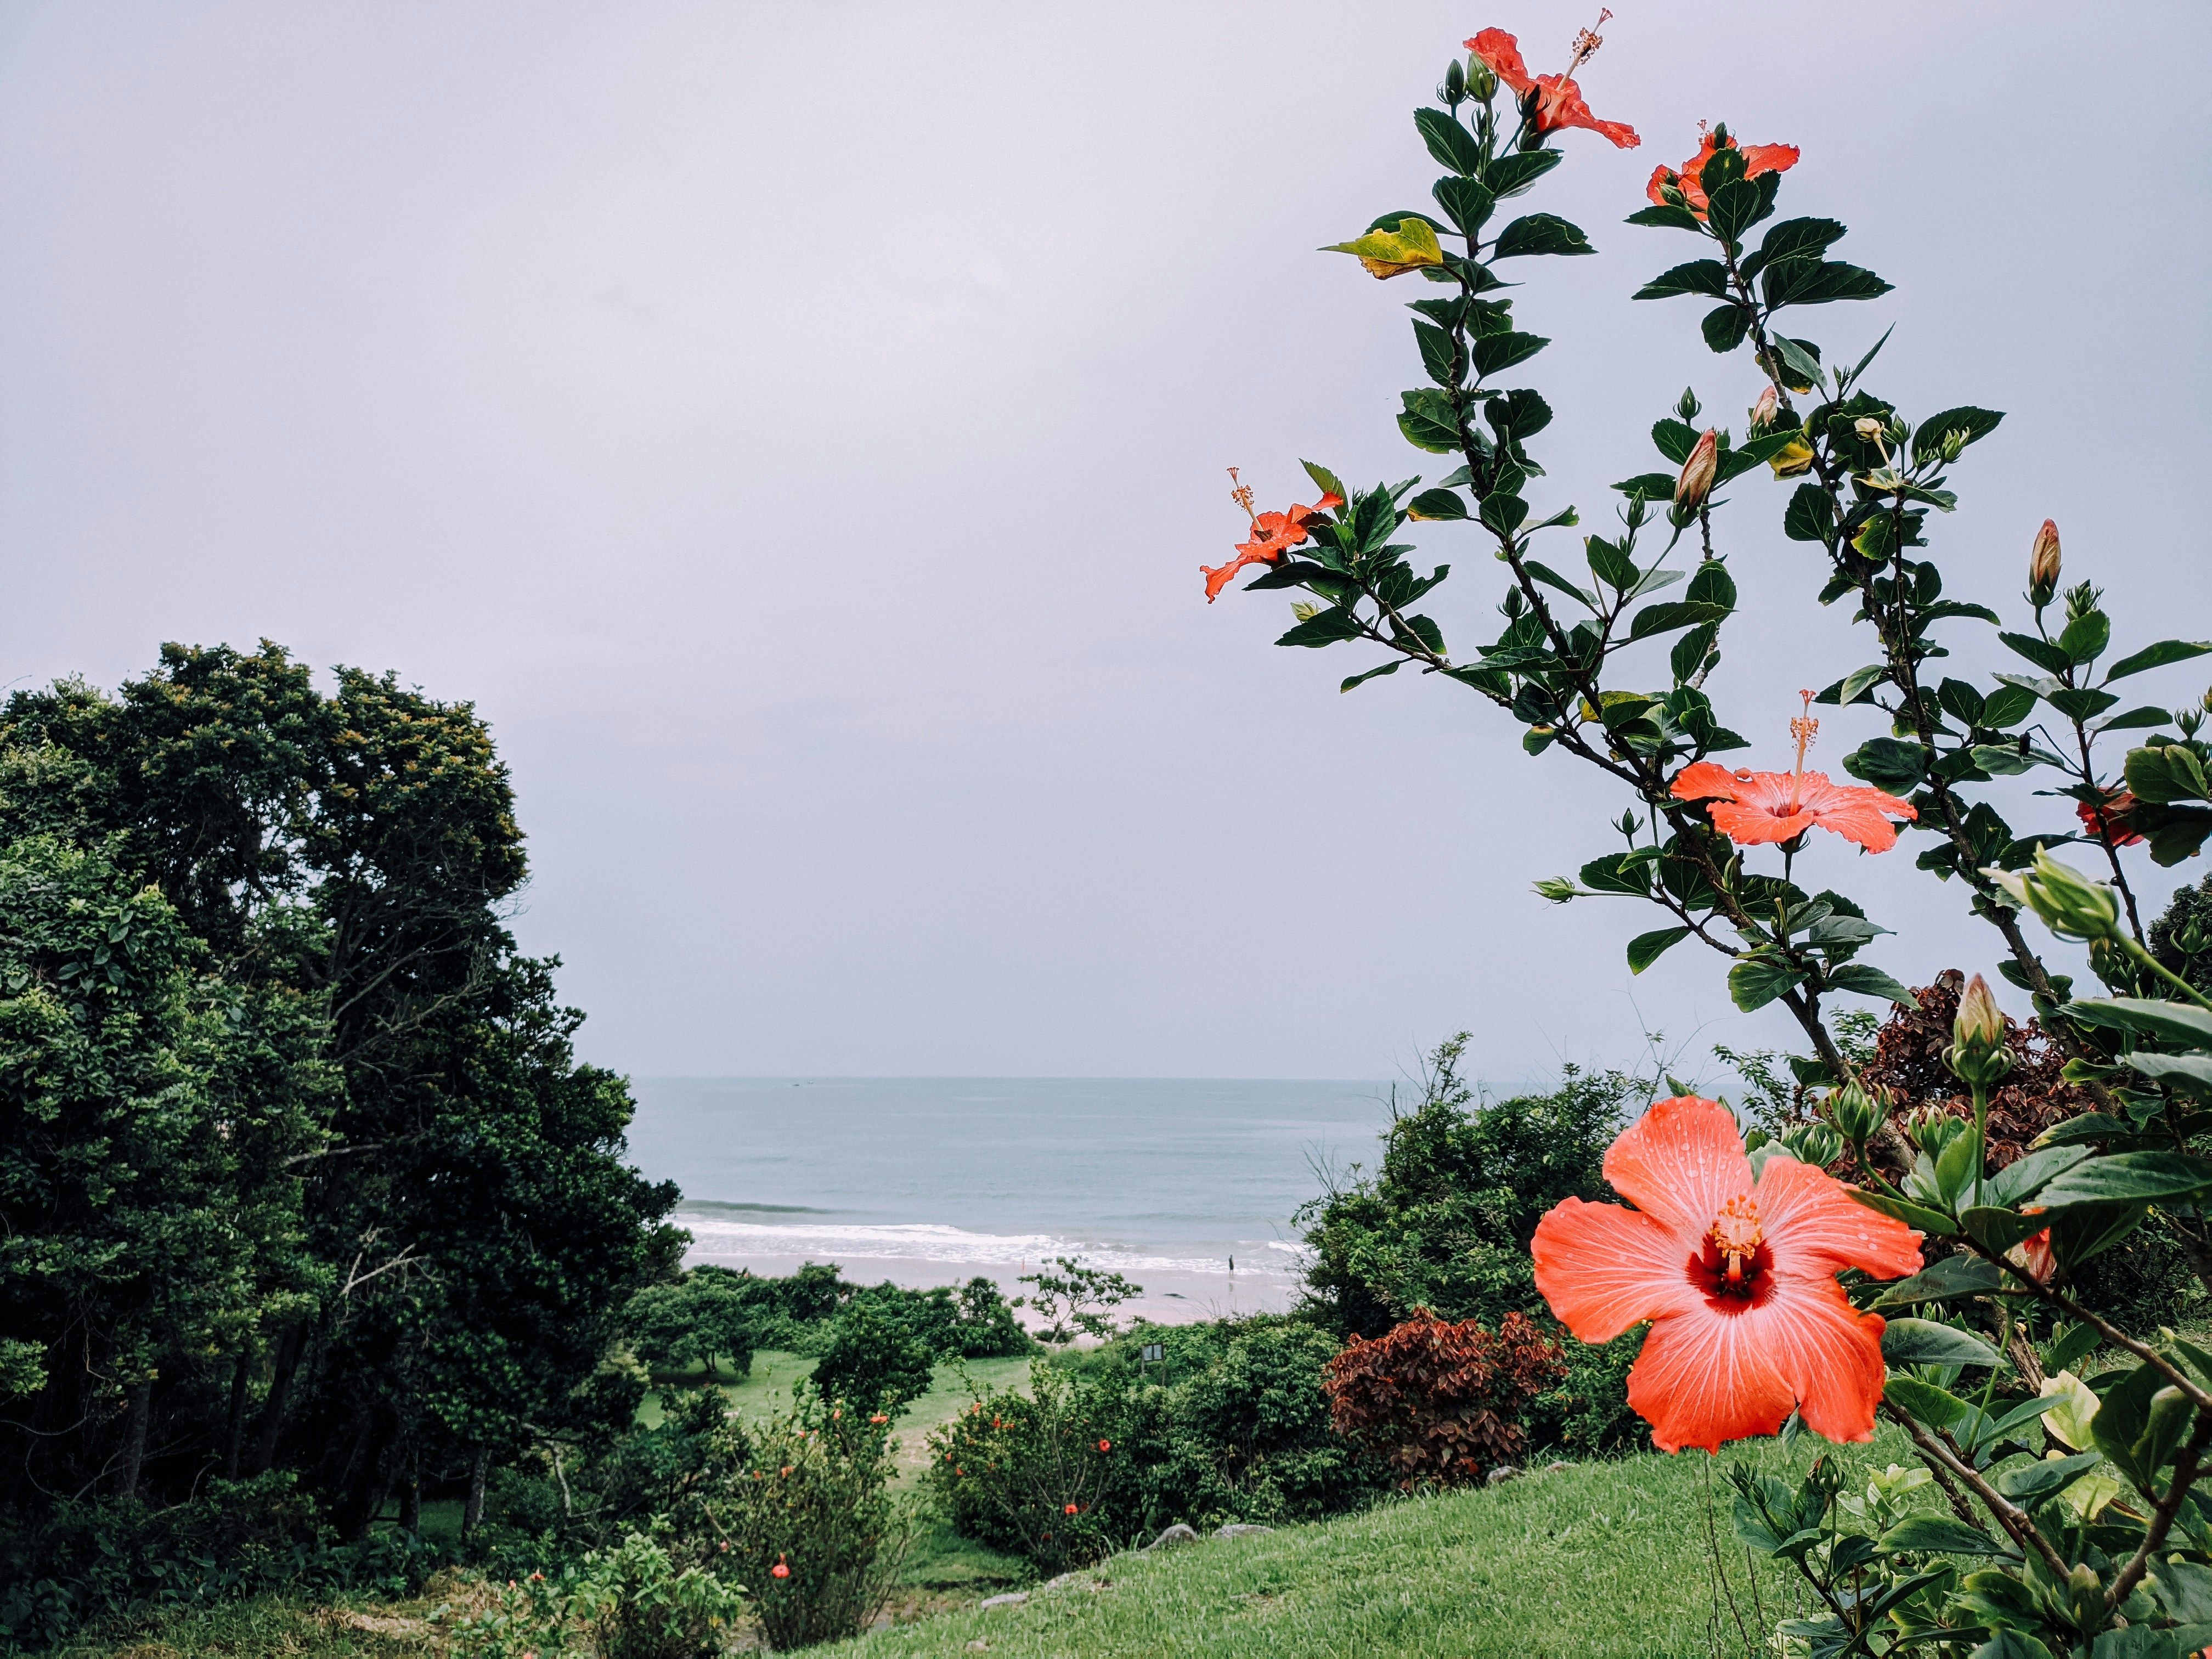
[1203, 469, 1343, 602]
[1465, 25, 1640, 150]
[1532, 1096, 1922, 1452]
[1647, 123, 1800, 219]
[2076, 788, 2145, 848]
[1670, 693, 1917, 852]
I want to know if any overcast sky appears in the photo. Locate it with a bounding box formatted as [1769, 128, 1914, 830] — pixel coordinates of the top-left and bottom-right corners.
[4, 2, 2208, 1080]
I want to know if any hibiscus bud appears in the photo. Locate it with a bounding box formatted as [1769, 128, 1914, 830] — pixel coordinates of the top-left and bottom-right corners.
[1533, 876, 1578, 904]
[1782, 1122, 1844, 1169]
[1824, 1080, 1885, 1146]
[1852, 416, 1885, 443]
[1748, 385, 1779, 432]
[2028, 519, 2061, 607]
[1939, 430, 1966, 464]
[1985, 848, 2122, 945]
[1441, 59, 1466, 105]
[1466, 55, 1497, 101]
[1674, 428, 1718, 514]
[1945, 974, 2015, 1089]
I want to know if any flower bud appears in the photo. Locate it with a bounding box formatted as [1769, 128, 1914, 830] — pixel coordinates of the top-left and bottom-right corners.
[1853, 416, 1886, 443]
[1783, 1122, 1844, 1169]
[1748, 385, 1779, 432]
[1674, 428, 1718, 514]
[1442, 59, 1466, 105]
[1945, 973, 2015, 1089]
[1984, 848, 2122, 944]
[1466, 55, 1498, 101]
[2028, 519, 2061, 607]
[1939, 430, 1966, 464]
[1533, 876, 1578, 904]
[1824, 1080, 1886, 1145]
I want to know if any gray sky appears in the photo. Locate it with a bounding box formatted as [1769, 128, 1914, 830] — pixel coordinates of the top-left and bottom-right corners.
[5, 2, 2208, 1079]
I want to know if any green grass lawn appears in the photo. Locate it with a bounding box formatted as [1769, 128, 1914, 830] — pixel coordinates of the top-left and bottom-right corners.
[832, 1424, 1925, 1659]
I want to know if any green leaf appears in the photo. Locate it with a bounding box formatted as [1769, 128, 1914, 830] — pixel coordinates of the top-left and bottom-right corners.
[1838, 663, 1890, 705]
[1909, 405, 2005, 459]
[1729, 956, 1805, 1012]
[1872, 1254, 2002, 1309]
[1488, 388, 1554, 442]
[1763, 258, 1894, 307]
[1771, 334, 1826, 390]
[2059, 611, 2111, 665]
[1627, 927, 1694, 975]
[1431, 175, 1495, 236]
[1994, 1450, 2105, 1505]
[1703, 177, 1765, 244]
[1783, 484, 1835, 544]
[1613, 471, 1678, 501]
[1397, 389, 1464, 453]
[1752, 216, 1846, 269]
[1274, 607, 1363, 648]
[2097, 704, 2175, 733]
[1878, 1514, 2009, 1557]
[1848, 1188, 1958, 1236]
[2106, 638, 2212, 682]
[1883, 1374, 1967, 1429]
[1882, 1318, 2001, 1368]
[1702, 304, 1751, 354]
[1471, 331, 1549, 378]
[1301, 460, 1347, 503]
[2063, 996, 2212, 1048]
[2045, 686, 2118, 721]
[1633, 259, 1730, 300]
[1494, 213, 1593, 258]
[1825, 964, 1915, 1006]
[2128, 1051, 2212, 1099]
[1413, 108, 1483, 176]
[1406, 488, 1468, 521]
[1413, 320, 1462, 387]
[1961, 1206, 2050, 1251]
[1627, 601, 1731, 642]
[1998, 631, 2074, 674]
[2034, 1152, 2212, 1209]
[1980, 683, 2038, 729]
[1339, 661, 1402, 693]
[1483, 148, 1562, 197]
[2125, 744, 2211, 805]
[1626, 202, 1703, 231]
[1650, 417, 1700, 464]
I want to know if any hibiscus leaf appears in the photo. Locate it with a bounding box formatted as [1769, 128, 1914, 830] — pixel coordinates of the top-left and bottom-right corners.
[2061, 996, 2212, 1048]
[1431, 175, 1495, 235]
[1650, 417, 1701, 464]
[1728, 956, 1803, 1012]
[1770, 334, 1827, 391]
[1882, 1375, 1967, 1430]
[1837, 663, 1889, 705]
[2106, 638, 2212, 682]
[1960, 1206, 2049, 1252]
[1878, 1515, 2010, 1558]
[1340, 661, 1402, 693]
[1882, 1318, 2002, 1368]
[1413, 108, 1483, 177]
[1579, 855, 1651, 898]
[1783, 484, 1835, 544]
[1993, 1450, 2104, 1505]
[1613, 471, 1678, 503]
[1702, 304, 1751, 354]
[1482, 148, 1564, 197]
[1980, 683, 2039, 729]
[2034, 1152, 2212, 1209]
[1754, 216, 1847, 268]
[1274, 607, 1363, 648]
[1872, 1254, 2002, 1309]
[1910, 405, 2005, 460]
[1471, 330, 1550, 378]
[1301, 460, 1347, 503]
[1397, 389, 1463, 453]
[1848, 1189, 1959, 1237]
[2125, 1051, 2212, 1100]
[2097, 704, 2176, 733]
[1626, 927, 1694, 975]
[1825, 964, 1915, 1006]
[1627, 601, 1730, 642]
[1765, 258, 1894, 308]
[2045, 686, 2118, 721]
[1997, 631, 2073, 675]
[1493, 213, 1593, 258]
[1702, 177, 1765, 244]
[1626, 202, 1703, 232]
[1406, 488, 1468, 522]
[1632, 259, 1730, 301]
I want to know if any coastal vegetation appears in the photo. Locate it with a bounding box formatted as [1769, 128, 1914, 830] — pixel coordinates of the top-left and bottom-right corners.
[11, 15, 2212, 1659]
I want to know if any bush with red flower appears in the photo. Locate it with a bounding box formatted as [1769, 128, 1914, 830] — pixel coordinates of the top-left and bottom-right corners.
[1206, 18, 2212, 1656]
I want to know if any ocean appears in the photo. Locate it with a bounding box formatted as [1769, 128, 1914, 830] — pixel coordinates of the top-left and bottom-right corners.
[624, 1077, 1398, 1321]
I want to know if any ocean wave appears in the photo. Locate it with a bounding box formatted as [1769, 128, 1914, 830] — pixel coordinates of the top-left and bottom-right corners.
[675, 1213, 1306, 1280]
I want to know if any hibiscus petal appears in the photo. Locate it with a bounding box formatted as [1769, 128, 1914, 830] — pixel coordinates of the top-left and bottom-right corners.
[1738, 142, 1801, 178]
[1750, 1276, 1888, 1445]
[1709, 800, 1818, 845]
[1602, 1096, 1752, 1244]
[1754, 1156, 1923, 1281]
[1628, 1304, 1796, 1453]
[1532, 1198, 1700, 1343]
[1464, 29, 1534, 97]
[1669, 761, 1745, 803]
[1807, 804, 1902, 851]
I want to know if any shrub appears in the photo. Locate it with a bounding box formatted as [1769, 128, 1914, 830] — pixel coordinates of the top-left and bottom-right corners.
[809, 1300, 936, 1414]
[1322, 1309, 1564, 1488]
[624, 1268, 757, 1380]
[454, 1531, 744, 1659]
[926, 1362, 1120, 1577]
[697, 1393, 911, 1651]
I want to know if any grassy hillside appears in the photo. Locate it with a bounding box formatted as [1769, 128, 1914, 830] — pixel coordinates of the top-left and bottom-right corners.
[50, 1425, 1916, 1658]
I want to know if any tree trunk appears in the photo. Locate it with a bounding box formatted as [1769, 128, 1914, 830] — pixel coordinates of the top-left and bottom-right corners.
[462, 1447, 489, 1538]
[398, 1446, 421, 1534]
[222, 1350, 251, 1479]
[117, 1381, 152, 1498]
[247, 1318, 308, 1476]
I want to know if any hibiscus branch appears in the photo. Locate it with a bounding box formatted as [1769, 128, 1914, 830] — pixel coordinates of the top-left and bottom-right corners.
[1967, 1239, 2212, 1414]
[1879, 1401, 2069, 1582]
[2104, 1404, 2212, 1612]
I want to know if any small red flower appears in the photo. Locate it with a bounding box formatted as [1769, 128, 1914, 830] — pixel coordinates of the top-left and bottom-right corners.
[1647, 123, 1799, 219]
[771, 1555, 791, 1579]
[869, 1413, 889, 1424]
[1064, 1502, 1080, 1515]
[1097, 1438, 1112, 1453]
[1466, 24, 1640, 150]
[2077, 788, 2145, 848]
[1671, 694, 1916, 853]
[1204, 470, 1342, 603]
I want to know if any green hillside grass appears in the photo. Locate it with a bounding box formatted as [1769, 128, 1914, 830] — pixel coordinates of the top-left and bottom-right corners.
[52, 1425, 1919, 1658]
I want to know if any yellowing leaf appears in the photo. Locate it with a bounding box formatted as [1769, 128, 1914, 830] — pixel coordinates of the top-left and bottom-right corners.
[2038, 1370, 2099, 1453]
[1768, 436, 1815, 478]
[1322, 217, 1444, 279]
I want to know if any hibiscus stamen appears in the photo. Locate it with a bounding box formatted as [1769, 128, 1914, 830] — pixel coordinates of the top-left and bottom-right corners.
[1227, 467, 1256, 525]
[1563, 8, 1611, 77]
[1709, 1194, 1763, 1289]
[1788, 690, 1819, 809]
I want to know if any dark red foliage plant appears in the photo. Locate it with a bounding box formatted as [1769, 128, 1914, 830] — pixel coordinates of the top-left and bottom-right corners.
[1320, 1308, 1563, 1489]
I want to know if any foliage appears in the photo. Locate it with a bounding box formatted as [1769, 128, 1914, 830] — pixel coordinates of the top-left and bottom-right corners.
[1013, 1256, 1141, 1346]
[1211, 26, 2212, 1655]
[1296, 1035, 1645, 1451]
[625, 1267, 758, 1380]
[926, 1361, 1122, 1577]
[1322, 1310, 1563, 1489]
[811, 1299, 939, 1415]
[690, 1391, 912, 1652]
[455, 1530, 745, 1659]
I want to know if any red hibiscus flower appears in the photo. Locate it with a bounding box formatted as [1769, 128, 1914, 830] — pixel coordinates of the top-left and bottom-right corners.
[1203, 469, 1342, 602]
[2076, 788, 2145, 848]
[1671, 693, 1917, 853]
[1465, 24, 1639, 150]
[1532, 1096, 1922, 1452]
[1647, 123, 1799, 219]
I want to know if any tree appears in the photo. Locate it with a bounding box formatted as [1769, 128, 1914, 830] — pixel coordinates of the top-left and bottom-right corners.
[1013, 1256, 1140, 1346]
[625, 1268, 759, 1381]
[810, 1301, 936, 1415]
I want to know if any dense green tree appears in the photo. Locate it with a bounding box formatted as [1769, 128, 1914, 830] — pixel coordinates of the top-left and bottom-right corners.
[809, 1300, 936, 1414]
[625, 1267, 759, 1380]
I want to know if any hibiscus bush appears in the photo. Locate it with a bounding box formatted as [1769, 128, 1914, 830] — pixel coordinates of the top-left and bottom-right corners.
[1208, 18, 2212, 1657]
